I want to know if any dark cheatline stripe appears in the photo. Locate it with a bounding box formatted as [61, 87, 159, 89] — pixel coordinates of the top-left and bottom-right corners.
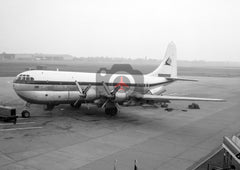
[158, 74, 171, 77]
[13, 79, 172, 87]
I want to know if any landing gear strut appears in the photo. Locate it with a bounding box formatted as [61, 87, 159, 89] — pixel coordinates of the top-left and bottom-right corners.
[105, 107, 118, 116]
[44, 104, 55, 111]
[21, 103, 31, 118]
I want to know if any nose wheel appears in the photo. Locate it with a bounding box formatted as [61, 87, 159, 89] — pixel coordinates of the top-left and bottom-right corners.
[21, 110, 30, 118]
[21, 103, 31, 118]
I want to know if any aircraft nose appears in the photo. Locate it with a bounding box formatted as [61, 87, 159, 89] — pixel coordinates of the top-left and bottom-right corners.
[12, 77, 23, 94]
[13, 79, 16, 90]
[13, 78, 19, 91]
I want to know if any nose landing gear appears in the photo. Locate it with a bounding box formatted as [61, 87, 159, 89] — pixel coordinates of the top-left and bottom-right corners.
[21, 103, 31, 118]
[21, 110, 30, 118]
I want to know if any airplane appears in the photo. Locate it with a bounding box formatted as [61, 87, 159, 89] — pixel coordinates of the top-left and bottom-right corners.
[13, 42, 225, 118]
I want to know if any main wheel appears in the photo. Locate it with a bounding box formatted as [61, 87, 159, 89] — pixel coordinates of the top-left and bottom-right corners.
[160, 102, 168, 108]
[21, 110, 30, 118]
[105, 107, 118, 116]
[70, 103, 81, 108]
[44, 104, 55, 111]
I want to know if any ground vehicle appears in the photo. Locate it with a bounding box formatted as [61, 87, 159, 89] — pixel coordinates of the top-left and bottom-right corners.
[0, 105, 18, 124]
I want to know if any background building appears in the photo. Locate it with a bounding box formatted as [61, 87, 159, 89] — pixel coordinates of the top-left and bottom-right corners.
[0, 52, 74, 61]
[0, 52, 15, 60]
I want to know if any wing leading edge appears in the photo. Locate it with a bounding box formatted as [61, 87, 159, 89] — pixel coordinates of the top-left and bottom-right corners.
[166, 77, 198, 82]
[137, 94, 225, 102]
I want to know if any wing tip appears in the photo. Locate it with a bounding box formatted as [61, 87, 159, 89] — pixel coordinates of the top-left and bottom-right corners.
[218, 99, 226, 102]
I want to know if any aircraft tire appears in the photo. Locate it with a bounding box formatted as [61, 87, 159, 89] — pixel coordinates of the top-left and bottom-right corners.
[161, 103, 168, 108]
[44, 104, 55, 111]
[70, 103, 81, 108]
[22, 110, 30, 118]
[105, 107, 118, 116]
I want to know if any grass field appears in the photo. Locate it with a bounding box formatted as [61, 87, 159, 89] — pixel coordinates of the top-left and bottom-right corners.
[1, 60, 240, 77]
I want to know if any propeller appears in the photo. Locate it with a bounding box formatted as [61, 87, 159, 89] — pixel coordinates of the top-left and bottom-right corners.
[74, 81, 91, 107]
[101, 81, 121, 108]
[102, 81, 121, 97]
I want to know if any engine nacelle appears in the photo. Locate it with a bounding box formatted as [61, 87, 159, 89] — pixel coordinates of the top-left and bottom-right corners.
[85, 88, 97, 101]
[115, 91, 127, 102]
[149, 86, 166, 95]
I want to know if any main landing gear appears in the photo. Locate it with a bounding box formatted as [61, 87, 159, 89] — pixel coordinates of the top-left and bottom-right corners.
[105, 106, 118, 116]
[44, 104, 55, 111]
[70, 103, 82, 108]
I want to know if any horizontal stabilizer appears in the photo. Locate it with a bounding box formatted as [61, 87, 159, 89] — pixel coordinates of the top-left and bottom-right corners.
[166, 77, 198, 82]
[137, 94, 226, 102]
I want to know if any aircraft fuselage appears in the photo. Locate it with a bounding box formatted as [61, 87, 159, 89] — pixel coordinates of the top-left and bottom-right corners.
[13, 70, 171, 105]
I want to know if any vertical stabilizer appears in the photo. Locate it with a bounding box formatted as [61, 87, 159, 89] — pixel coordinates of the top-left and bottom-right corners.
[147, 42, 177, 77]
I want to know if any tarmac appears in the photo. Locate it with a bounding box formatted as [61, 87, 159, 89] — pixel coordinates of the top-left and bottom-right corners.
[0, 76, 240, 170]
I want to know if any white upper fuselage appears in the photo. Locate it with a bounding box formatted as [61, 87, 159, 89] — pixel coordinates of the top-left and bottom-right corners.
[13, 70, 172, 104]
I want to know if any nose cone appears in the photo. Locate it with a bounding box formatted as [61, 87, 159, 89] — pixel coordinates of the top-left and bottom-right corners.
[13, 81, 21, 99]
[13, 78, 18, 92]
[12, 82, 32, 103]
[12, 76, 27, 101]
[12, 71, 37, 103]
[12, 76, 21, 92]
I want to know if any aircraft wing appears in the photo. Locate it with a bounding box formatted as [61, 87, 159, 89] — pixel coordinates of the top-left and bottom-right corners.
[166, 77, 198, 82]
[136, 94, 225, 102]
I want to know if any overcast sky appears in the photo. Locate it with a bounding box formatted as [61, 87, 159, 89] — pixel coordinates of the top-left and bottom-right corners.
[0, 0, 239, 61]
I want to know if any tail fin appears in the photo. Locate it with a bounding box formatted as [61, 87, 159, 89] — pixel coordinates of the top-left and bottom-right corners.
[147, 42, 177, 78]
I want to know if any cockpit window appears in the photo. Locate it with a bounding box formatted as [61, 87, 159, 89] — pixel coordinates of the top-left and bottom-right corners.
[16, 74, 34, 81]
[26, 75, 30, 81]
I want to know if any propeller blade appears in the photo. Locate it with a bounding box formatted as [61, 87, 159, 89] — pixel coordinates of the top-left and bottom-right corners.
[75, 80, 84, 95]
[74, 98, 81, 107]
[111, 85, 121, 95]
[115, 103, 120, 109]
[101, 99, 109, 108]
[102, 81, 111, 96]
[83, 84, 91, 94]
